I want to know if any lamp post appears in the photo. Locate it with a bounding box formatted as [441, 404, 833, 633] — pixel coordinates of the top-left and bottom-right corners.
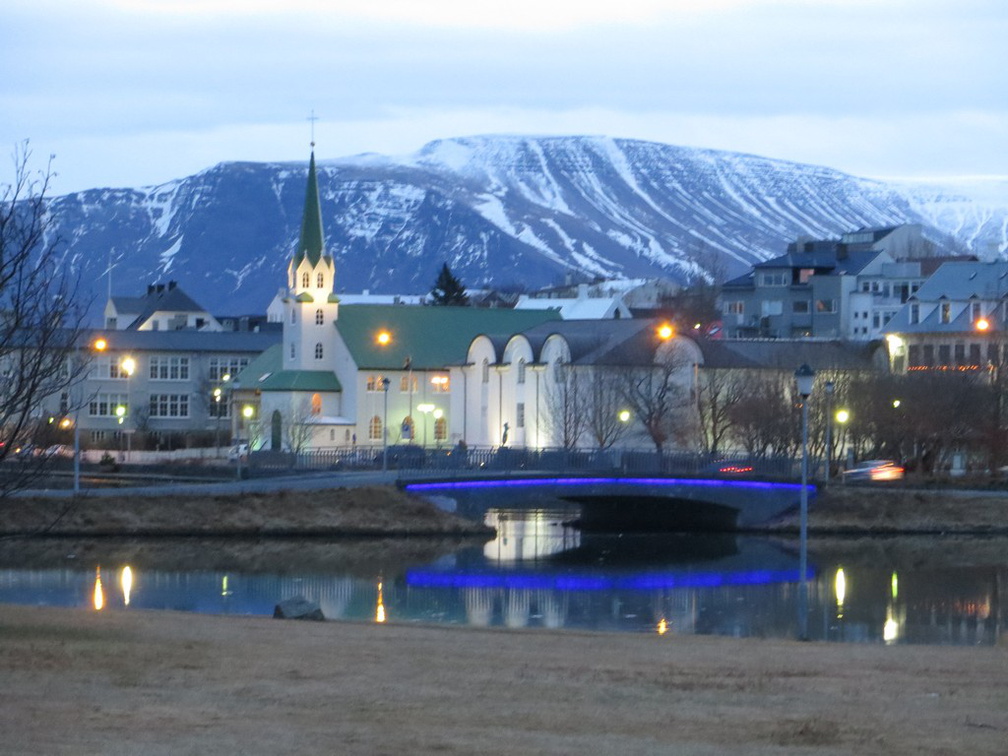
[417, 403, 435, 447]
[74, 337, 108, 493]
[794, 363, 816, 640]
[238, 403, 254, 481]
[823, 380, 835, 483]
[120, 356, 135, 462]
[381, 377, 390, 471]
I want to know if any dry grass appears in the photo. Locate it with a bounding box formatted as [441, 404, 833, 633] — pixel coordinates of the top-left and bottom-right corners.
[0, 604, 1005, 755]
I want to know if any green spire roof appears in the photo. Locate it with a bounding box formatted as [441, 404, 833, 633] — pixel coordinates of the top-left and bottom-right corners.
[293, 151, 325, 268]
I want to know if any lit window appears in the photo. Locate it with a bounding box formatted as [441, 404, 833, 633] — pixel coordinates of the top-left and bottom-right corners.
[312, 393, 322, 415]
[369, 415, 383, 440]
[434, 417, 447, 441]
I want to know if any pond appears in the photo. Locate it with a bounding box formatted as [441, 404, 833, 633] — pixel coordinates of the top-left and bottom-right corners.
[1, 508, 1004, 645]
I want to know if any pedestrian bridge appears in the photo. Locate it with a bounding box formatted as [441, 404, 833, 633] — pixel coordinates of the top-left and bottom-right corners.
[402, 475, 814, 531]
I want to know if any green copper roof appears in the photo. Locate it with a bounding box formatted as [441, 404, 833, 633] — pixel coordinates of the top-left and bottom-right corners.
[293, 151, 326, 269]
[336, 305, 561, 370]
[234, 345, 341, 392]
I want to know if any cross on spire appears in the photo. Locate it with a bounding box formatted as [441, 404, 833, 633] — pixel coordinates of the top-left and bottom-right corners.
[307, 110, 319, 149]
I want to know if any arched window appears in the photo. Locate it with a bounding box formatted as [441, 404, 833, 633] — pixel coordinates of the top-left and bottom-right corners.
[314, 342, 323, 360]
[401, 416, 415, 441]
[517, 358, 526, 384]
[301, 272, 310, 288]
[369, 415, 383, 440]
[317, 272, 324, 288]
[434, 416, 447, 442]
[482, 358, 490, 384]
[311, 393, 322, 415]
[315, 308, 324, 325]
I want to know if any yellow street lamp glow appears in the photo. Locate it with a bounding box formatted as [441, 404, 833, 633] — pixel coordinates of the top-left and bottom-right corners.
[834, 567, 846, 608]
[242, 405, 254, 419]
[93, 337, 108, 351]
[376, 330, 392, 346]
[885, 334, 903, 350]
[121, 565, 133, 606]
[835, 409, 850, 424]
[115, 405, 126, 418]
[60, 418, 72, 429]
[656, 323, 674, 340]
[213, 387, 222, 400]
[618, 410, 631, 423]
[417, 403, 435, 414]
[975, 318, 990, 332]
[892, 399, 901, 409]
[432, 408, 444, 420]
[120, 356, 136, 376]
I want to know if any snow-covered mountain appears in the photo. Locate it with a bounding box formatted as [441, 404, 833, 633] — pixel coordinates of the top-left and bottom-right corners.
[41, 136, 1008, 323]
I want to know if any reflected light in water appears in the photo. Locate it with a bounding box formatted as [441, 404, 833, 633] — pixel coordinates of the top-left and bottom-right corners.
[375, 581, 386, 623]
[891, 571, 899, 600]
[221, 575, 232, 597]
[883, 612, 899, 643]
[656, 618, 669, 635]
[93, 568, 104, 611]
[120, 566, 133, 606]
[834, 567, 846, 609]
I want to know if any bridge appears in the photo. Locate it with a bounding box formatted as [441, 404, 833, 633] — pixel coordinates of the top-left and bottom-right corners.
[402, 474, 814, 531]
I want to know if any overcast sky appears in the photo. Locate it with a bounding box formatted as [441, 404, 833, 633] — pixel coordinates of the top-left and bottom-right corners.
[3, 0, 1006, 195]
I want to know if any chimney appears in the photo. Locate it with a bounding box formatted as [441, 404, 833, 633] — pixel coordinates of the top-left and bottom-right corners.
[169, 280, 177, 290]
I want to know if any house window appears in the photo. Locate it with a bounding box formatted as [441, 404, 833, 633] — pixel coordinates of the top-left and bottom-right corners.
[149, 356, 189, 381]
[367, 374, 387, 392]
[314, 342, 323, 360]
[969, 344, 982, 366]
[725, 301, 744, 315]
[517, 358, 526, 384]
[401, 416, 414, 441]
[315, 309, 324, 325]
[761, 300, 783, 316]
[910, 304, 919, 324]
[312, 393, 322, 415]
[149, 393, 190, 418]
[434, 416, 447, 442]
[815, 299, 836, 313]
[988, 343, 1000, 365]
[954, 343, 965, 364]
[430, 374, 450, 392]
[938, 344, 951, 365]
[88, 393, 128, 417]
[907, 344, 921, 367]
[940, 302, 951, 324]
[792, 301, 810, 314]
[317, 273, 324, 288]
[922, 344, 934, 365]
[208, 398, 230, 419]
[972, 302, 982, 322]
[516, 402, 525, 429]
[759, 272, 787, 287]
[302, 272, 310, 288]
[400, 374, 417, 393]
[209, 357, 250, 382]
[369, 415, 382, 440]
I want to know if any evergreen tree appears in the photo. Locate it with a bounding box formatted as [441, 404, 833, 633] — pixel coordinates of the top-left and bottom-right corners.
[430, 263, 470, 306]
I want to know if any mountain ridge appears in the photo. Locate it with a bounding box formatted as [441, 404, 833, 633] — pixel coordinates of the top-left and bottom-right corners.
[40, 135, 1008, 323]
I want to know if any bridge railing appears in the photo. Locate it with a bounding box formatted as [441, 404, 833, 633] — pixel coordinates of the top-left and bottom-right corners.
[243, 445, 813, 480]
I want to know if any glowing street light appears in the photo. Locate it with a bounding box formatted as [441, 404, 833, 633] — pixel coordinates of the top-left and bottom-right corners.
[975, 317, 991, 332]
[656, 323, 674, 340]
[794, 363, 816, 640]
[376, 330, 392, 346]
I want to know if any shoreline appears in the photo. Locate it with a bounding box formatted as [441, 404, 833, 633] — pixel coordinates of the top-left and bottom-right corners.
[2, 603, 1005, 754]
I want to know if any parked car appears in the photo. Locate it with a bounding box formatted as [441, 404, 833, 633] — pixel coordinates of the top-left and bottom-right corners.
[842, 459, 904, 482]
[227, 443, 249, 461]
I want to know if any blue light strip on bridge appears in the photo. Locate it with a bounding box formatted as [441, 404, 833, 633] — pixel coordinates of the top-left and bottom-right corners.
[406, 567, 812, 591]
[405, 476, 811, 494]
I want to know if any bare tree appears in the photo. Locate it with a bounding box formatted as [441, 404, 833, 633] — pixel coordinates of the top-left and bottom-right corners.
[695, 368, 744, 455]
[619, 340, 693, 452]
[0, 143, 89, 497]
[544, 361, 587, 449]
[282, 397, 316, 456]
[584, 366, 629, 450]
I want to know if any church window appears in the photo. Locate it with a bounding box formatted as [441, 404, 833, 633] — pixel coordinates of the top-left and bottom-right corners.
[400, 374, 418, 393]
[315, 309, 324, 325]
[291, 308, 296, 324]
[401, 416, 415, 441]
[434, 416, 447, 442]
[369, 415, 383, 440]
[315, 342, 323, 360]
[302, 272, 310, 288]
[517, 358, 526, 384]
[482, 359, 489, 384]
[317, 273, 324, 288]
[290, 342, 296, 360]
[312, 393, 322, 415]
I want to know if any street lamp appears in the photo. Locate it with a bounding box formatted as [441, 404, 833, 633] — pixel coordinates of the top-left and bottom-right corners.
[120, 356, 135, 461]
[381, 377, 391, 471]
[794, 362, 816, 640]
[74, 337, 109, 493]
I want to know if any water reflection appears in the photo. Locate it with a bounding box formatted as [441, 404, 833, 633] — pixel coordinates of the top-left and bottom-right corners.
[0, 514, 1004, 646]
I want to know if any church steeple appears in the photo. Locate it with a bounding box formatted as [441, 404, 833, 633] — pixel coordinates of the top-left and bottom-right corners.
[293, 151, 326, 269]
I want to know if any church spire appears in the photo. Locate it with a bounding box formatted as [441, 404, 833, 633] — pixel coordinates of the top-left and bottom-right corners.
[293, 150, 325, 268]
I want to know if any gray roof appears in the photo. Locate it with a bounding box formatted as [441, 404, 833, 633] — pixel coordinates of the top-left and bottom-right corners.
[697, 339, 884, 372]
[517, 319, 663, 366]
[81, 328, 280, 353]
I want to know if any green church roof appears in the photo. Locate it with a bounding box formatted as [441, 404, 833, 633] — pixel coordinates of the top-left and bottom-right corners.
[336, 305, 561, 370]
[234, 344, 342, 392]
[292, 151, 328, 269]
